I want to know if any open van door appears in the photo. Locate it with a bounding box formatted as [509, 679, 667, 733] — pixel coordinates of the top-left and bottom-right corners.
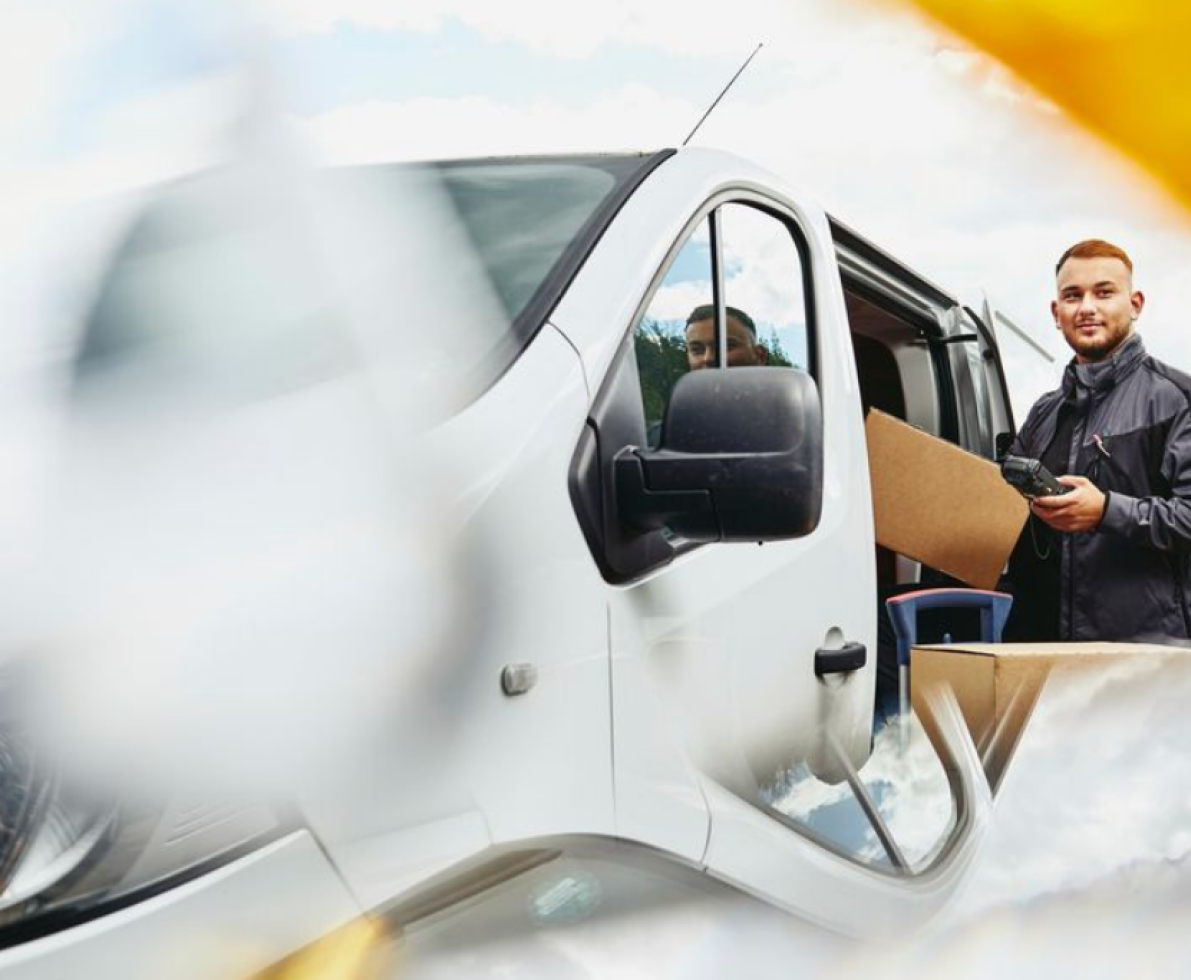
[971, 296, 1029, 448]
[980, 294, 1068, 446]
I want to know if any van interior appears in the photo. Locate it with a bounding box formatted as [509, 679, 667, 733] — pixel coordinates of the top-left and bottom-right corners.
[838, 274, 988, 703]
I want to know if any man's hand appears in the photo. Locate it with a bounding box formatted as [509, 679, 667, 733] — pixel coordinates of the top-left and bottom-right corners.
[1029, 475, 1106, 532]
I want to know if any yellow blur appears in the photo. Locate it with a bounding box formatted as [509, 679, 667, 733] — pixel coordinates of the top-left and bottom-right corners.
[250, 919, 397, 980]
[893, 0, 1191, 210]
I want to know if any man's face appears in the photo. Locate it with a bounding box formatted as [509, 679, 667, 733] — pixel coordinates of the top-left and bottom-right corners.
[1052, 256, 1144, 363]
[684, 315, 766, 370]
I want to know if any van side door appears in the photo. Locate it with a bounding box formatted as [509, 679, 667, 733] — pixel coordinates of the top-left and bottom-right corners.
[569, 189, 877, 865]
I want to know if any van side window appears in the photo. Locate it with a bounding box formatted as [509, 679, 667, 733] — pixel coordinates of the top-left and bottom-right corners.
[634, 204, 813, 448]
[634, 218, 713, 447]
[718, 202, 812, 374]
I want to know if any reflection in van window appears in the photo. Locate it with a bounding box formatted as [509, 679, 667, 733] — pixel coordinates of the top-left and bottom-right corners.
[635, 220, 713, 446]
[719, 202, 810, 373]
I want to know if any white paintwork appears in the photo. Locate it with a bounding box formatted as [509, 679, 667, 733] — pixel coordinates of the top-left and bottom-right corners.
[0, 148, 1003, 971]
[300, 326, 615, 911]
[433, 326, 615, 847]
[552, 148, 878, 869]
[0, 833, 360, 980]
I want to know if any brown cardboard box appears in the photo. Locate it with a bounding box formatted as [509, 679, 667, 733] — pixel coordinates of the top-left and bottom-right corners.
[865, 409, 1028, 589]
[911, 641, 1184, 791]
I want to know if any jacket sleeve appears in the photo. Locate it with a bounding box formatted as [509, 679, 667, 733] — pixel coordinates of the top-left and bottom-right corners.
[1099, 403, 1191, 553]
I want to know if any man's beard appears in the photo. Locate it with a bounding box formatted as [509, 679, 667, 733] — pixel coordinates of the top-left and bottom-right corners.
[1076, 325, 1132, 362]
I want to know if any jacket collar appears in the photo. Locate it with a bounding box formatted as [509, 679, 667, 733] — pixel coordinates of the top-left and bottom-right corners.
[1061, 332, 1145, 402]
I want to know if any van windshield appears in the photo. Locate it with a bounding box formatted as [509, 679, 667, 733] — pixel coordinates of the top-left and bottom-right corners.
[432, 158, 630, 323]
[74, 153, 666, 412]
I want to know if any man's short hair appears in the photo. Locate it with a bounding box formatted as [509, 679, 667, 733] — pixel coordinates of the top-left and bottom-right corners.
[685, 304, 758, 336]
[1055, 239, 1134, 276]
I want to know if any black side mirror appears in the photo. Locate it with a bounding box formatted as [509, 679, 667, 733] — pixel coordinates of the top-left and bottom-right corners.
[615, 367, 823, 542]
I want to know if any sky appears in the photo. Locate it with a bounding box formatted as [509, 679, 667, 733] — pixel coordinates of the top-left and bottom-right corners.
[7, 0, 1191, 423]
[6, 3, 1191, 728]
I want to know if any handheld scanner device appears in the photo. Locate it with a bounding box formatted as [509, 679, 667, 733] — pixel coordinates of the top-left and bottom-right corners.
[1000, 455, 1071, 499]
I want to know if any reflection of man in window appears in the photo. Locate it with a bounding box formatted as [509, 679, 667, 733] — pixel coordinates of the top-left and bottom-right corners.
[684, 304, 768, 370]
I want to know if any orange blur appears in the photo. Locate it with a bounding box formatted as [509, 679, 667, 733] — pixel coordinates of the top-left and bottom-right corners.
[891, 0, 1191, 211]
[250, 919, 396, 980]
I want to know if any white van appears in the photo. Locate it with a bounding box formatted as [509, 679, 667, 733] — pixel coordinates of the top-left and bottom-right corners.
[0, 148, 1021, 977]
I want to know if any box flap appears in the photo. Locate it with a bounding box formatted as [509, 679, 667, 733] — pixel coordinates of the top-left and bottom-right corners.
[865, 409, 1027, 589]
[912, 641, 1189, 792]
[914, 641, 1177, 659]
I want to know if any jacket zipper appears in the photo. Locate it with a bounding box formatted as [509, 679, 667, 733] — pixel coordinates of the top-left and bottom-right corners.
[1061, 414, 1086, 639]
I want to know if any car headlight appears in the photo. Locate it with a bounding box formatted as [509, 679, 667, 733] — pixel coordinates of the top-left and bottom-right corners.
[0, 668, 286, 944]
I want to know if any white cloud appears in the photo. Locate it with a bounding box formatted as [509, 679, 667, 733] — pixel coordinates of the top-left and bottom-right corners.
[300, 84, 696, 163]
[720, 205, 809, 332]
[0, 5, 112, 161]
[942, 658, 1191, 922]
[679, 23, 1191, 382]
[255, 0, 838, 60]
[255, 0, 633, 57]
[14, 0, 1191, 410]
[771, 716, 955, 870]
[292, 0, 1191, 399]
[648, 280, 713, 324]
[251, 0, 447, 36]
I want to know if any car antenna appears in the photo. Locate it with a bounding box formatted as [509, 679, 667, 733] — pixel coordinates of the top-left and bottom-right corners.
[681, 42, 764, 146]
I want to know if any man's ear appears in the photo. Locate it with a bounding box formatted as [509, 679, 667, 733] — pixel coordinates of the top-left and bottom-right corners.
[1050, 298, 1059, 325]
[756, 344, 768, 364]
[1131, 289, 1145, 320]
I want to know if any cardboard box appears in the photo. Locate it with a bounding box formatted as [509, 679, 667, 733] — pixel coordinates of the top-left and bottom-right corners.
[911, 641, 1184, 790]
[865, 409, 1027, 589]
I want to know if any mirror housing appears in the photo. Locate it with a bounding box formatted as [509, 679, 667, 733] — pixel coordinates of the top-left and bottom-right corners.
[615, 367, 823, 542]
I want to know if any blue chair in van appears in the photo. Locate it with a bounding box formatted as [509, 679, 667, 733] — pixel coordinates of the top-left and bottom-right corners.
[885, 587, 1013, 720]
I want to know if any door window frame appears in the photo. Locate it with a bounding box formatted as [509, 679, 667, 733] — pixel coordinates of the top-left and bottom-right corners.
[569, 190, 820, 585]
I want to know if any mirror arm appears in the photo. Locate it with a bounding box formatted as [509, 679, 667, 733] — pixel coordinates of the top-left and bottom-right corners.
[613, 449, 716, 537]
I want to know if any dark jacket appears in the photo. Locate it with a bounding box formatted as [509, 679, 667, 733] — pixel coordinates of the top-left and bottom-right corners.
[1010, 334, 1191, 642]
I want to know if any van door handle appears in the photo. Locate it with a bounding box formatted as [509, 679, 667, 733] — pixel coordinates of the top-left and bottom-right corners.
[814, 641, 867, 676]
